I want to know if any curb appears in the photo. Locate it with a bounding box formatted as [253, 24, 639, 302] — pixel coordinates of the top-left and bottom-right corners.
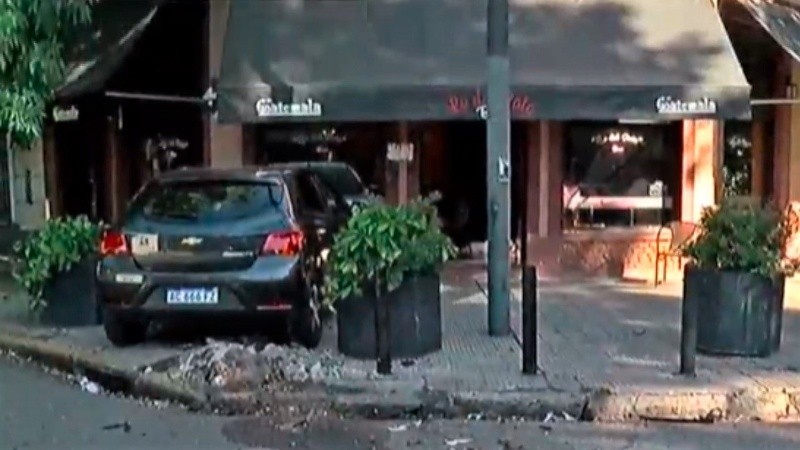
[328, 389, 588, 421]
[3, 329, 800, 423]
[0, 330, 212, 410]
[0, 328, 587, 420]
[586, 387, 800, 423]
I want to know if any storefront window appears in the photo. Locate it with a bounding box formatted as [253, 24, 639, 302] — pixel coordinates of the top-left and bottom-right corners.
[562, 122, 680, 229]
[722, 121, 752, 198]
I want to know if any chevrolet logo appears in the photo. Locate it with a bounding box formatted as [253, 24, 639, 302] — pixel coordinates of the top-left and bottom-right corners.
[181, 237, 203, 246]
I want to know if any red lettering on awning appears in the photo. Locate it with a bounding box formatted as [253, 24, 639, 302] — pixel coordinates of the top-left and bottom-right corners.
[446, 91, 534, 117]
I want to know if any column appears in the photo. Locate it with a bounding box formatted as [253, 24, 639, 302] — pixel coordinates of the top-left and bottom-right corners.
[787, 59, 800, 203]
[104, 116, 123, 223]
[42, 124, 61, 218]
[681, 120, 718, 223]
[751, 120, 765, 197]
[384, 122, 418, 205]
[207, 0, 243, 168]
[522, 121, 565, 274]
[773, 53, 792, 206]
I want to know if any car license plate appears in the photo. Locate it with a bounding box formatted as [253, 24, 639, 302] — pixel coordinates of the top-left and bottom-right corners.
[131, 233, 159, 255]
[166, 288, 219, 305]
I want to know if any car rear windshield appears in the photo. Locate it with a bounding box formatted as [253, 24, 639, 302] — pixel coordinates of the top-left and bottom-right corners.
[129, 180, 286, 223]
[315, 166, 364, 197]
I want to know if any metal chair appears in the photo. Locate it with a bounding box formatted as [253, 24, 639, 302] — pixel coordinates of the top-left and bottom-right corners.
[654, 221, 699, 286]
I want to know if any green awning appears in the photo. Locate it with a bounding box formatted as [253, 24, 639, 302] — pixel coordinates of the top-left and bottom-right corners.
[218, 0, 751, 122]
[741, 0, 800, 63]
[55, 0, 162, 99]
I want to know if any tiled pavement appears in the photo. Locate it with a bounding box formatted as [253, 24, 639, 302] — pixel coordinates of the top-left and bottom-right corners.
[319, 283, 550, 394]
[501, 272, 800, 396]
[416, 260, 800, 399]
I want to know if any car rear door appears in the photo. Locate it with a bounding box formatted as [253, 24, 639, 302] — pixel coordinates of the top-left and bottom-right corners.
[311, 173, 350, 233]
[122, 178, 292, 272]
[291, 171, 340, 267]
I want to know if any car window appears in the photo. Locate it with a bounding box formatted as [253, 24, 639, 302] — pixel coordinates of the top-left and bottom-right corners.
[311, 174, 347, 212]
[129, 180, 286, 223]
[314, 165, 364, 197]
[295, 173, 326, 214]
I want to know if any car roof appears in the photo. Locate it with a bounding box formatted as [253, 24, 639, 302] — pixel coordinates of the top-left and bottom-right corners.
[267, 161, 353, 171]
[155, 166, 284, 183]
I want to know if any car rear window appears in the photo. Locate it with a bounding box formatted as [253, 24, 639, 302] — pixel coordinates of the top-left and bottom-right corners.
[129, 180, 286, 223]
[315, 166, 364, 197]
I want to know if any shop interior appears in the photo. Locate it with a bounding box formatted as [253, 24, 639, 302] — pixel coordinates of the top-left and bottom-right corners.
[561, 121, 682, 230]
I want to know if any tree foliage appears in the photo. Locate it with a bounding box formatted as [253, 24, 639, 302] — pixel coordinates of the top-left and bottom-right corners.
[0, 0, 92, 149]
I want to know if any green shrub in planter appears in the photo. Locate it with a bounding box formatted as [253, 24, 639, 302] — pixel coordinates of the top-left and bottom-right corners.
[324, 194, 455, 304]
[682, 198, 800, 356]
[12, 216, 101, 314]
[684, 198, 799, 277]
[324, 195, 456, 358]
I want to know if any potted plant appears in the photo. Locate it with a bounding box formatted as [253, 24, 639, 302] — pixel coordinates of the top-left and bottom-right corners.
[12, 216, 102, 326]
[324, 195, 455, 359]
[683, 198, 800, 357]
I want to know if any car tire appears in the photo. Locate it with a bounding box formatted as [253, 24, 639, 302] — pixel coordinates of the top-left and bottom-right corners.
[292, 284, 323, 349]
[103, 310, 148, 347]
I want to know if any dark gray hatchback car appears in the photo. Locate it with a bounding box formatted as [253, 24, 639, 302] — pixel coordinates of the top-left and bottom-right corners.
[96, 167, 349, 347]
[267, 161, 380, 209]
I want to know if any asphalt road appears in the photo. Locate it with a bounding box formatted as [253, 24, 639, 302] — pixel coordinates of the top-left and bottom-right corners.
[3, 355, 800, 450]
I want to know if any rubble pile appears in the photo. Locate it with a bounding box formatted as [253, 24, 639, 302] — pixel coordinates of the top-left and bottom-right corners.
[170, 339, 344, 392]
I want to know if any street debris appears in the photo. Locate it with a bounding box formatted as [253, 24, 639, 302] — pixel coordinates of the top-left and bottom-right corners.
[387, 419, 422, 432]
[167, 339, 344, 392]
[78, 376, 101, 394]
[102, 421, 131, 433]
[444, 437, 472, 447]
[542, 410, 576, 423]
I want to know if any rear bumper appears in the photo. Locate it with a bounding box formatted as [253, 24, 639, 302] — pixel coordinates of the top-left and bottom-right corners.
[96, 255, 305, 316]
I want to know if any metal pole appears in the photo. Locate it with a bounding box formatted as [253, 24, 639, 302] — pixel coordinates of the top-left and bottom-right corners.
[750, 98, 800, 106]
[679, 270, 697, 376]
[5, 132, 15, 224]
[375, 277, 392, 375]
[104, 91, 206, 104]
[486, 0, 511, 336]
[522, 265, 538, 374]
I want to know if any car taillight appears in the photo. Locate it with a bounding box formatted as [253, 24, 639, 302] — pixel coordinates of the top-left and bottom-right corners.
[100, 230, 129, 256]
[262, 230, 304, 256]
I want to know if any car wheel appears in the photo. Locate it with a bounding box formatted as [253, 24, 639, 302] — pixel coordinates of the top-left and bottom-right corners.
[292, 283, 323, 349]
[103, 309, 148, 347]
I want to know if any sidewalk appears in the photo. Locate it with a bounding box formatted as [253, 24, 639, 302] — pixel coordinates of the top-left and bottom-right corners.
[496, 269, 800, 422]
[2, 265, 800, 422]
[0, 272, 584, 420]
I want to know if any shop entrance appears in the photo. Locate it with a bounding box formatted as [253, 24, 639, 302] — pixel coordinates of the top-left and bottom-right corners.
[437, 122, 525, 255]
[54, 116, 105, 219]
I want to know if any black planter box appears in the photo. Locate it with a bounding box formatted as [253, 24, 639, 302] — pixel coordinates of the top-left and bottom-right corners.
[336, 273, 442, 359]
[684, 266, 784, 357]
[40, 258, 101, 327]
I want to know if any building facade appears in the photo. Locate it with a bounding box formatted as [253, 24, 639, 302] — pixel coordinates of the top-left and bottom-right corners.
[16, 0, 800, 281]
